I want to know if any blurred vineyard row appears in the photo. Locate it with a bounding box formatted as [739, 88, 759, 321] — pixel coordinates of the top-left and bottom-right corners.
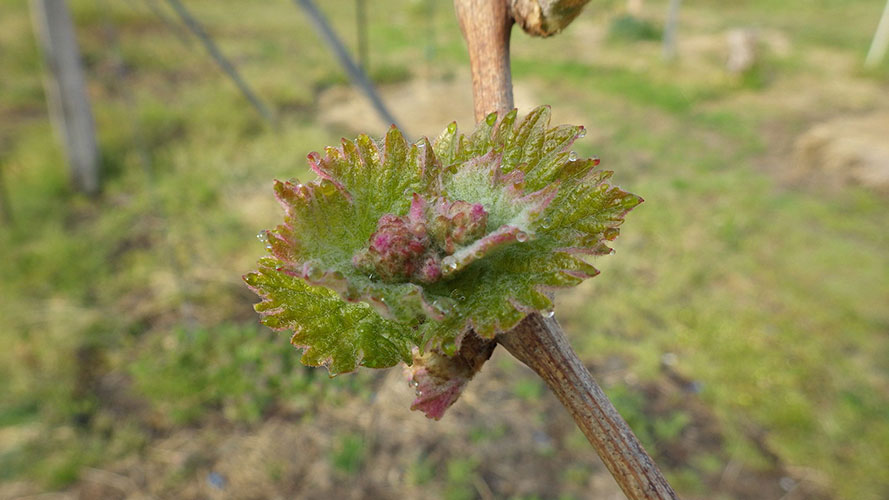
[1, 0, 888, 499]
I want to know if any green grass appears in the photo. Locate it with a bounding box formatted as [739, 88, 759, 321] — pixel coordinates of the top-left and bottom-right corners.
[514, 58, 714, 113]
[330, 432, 367, 476]
[406, 455, 437, 486]
[444, 457, 479, 500]
[130, 324, 313, 425]
[608, 14, 662, 42]
[546, 60, 889, 499]
[2, 0, 889, 498]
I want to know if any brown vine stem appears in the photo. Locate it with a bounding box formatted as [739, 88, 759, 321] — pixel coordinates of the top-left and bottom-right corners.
[497, 314, 679, 500]
[454, 0, 514, 121]
[453, 1, 678, 498]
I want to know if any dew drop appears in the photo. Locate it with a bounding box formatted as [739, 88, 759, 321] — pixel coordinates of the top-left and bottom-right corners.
[411, 379, 419, 388]
[442, 257, 458, 274]
[307, 266, 324, 281]
[256, 230, 268, 243]
[515, 231, 529, 243]
[318, 179, 337, 196]
[568, 151, 578, 162]
[544, 309, 556, 318]
[365, 323, 381, 338]
[577, 128, 587, 138]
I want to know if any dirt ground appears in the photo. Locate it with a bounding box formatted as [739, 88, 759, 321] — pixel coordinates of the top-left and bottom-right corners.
[0, 349, 830, 500]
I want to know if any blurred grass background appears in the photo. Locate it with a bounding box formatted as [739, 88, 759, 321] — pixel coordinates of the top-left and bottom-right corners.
[1, 0, 888, 499]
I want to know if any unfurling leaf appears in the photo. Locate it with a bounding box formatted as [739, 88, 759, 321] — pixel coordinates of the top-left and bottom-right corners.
[245, 106, 641, 416]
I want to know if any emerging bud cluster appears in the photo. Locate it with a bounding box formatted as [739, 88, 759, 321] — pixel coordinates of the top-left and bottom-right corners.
[352, 194, 489, 285]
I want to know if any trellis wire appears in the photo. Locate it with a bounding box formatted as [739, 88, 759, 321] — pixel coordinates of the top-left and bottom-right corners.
[293, 0, 405, 134]
[163, 0, 278, 127]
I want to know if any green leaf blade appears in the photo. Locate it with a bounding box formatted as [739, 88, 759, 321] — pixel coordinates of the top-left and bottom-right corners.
[245, 259, 419, 375]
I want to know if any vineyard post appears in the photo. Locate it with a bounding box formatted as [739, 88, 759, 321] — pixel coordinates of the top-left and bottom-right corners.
[865, 0, 889, 67]
[662, 0, 682, 61]
[30, 0, 100, 196]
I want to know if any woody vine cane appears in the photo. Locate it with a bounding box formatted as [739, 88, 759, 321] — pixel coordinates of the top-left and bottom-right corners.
[455, 1, 678, 498]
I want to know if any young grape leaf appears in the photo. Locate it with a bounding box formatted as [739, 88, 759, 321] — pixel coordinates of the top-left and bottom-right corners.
[245, 106, 641, 415]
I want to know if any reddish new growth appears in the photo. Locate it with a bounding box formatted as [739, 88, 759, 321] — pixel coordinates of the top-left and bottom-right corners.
[405, 332, 497, 420]
[427, 198, 488, 253]
[352, 194, 488, 285]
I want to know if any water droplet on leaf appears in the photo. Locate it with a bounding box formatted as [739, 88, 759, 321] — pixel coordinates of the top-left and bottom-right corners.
[318, 179, 337, 196]
[356, 323, 374, 337]
[307, 266, 324, 281]
[442, 257, 458, 274]
[516, 231, 529, 242]
[544, 309, 556, 318]
[568, 151, 578, 161]
[577, 128, 587, 138]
